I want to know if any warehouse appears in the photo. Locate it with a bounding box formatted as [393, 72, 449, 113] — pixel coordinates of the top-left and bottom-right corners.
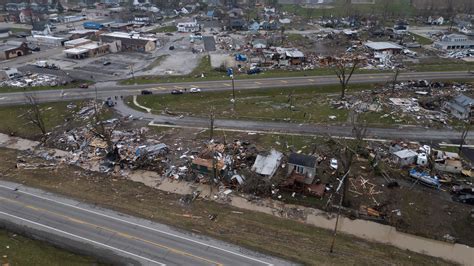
[26, 35, 66, 46]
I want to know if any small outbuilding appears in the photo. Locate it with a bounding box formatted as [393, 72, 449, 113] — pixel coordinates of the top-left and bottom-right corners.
[392, 150, 418, 166]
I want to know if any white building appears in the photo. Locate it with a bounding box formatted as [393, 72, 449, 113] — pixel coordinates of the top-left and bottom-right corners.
[26, 35, 66, 46]
[177, 21, 200, 33]
[433, 34, 474, 50]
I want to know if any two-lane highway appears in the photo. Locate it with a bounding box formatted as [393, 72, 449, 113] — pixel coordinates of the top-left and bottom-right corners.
[0, 181, 290, 265]
[0, 71, 473, 105]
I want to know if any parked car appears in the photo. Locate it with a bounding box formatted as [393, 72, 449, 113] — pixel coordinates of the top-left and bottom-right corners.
[141, 90, 153, 95]
[171, 89, 183, 95]
[105, 97, 115, 107]
[79, 83, 89, 89]
[103, 61, 111, 66]
[452, 194, 474, 205]
[329, 158, 338, 170]
[29, 46, 40, 52]
[452, 185, 474, 195]
[247, 68, 261, 75]
[189, 87, 201, 93]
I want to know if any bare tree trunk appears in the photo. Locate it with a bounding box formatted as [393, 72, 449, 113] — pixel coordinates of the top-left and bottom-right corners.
[333, 56, 360, 100]
[24, 94, 46, 136]
[459, 122, 471, 155]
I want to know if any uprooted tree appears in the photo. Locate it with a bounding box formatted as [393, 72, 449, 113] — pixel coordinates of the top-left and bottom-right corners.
[24, 94, 47, 136]
[332, 55, 362, 100]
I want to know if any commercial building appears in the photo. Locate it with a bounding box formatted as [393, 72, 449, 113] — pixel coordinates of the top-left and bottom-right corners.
[64, 38, 92, 49]
[0, 41, 30, 60]
[443, 94, 474, 120]
[100, 32, 158, 52]
[64, 41, 110, 59]
[433, 34, 474, 50]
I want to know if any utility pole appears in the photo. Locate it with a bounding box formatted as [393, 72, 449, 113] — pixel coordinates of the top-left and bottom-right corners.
[209, 107, 215, 141]
[230, 74, 236, 113]
[90, 75, 98, 102]
[329, 169, 350, 253]
[459, 104, 472, 155]
[130, 64, 135, 79]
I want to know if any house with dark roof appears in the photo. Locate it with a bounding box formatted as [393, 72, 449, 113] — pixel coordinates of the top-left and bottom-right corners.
[287, 153, 319, 184]
[444, 94, 474, 120]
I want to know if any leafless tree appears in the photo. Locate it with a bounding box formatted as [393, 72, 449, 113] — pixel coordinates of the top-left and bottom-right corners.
[24, 94, 46, 136]
[332, 55, 361, 100]
[459, 118, 471, 155]
[209, 106, 215, 141]
[89, 104, 116, 151]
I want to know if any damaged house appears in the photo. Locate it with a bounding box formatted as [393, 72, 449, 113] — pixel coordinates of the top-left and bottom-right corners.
[251, 149, 283, 178]
[275, 47, 305, 65]
[443, 94, 474, 120]
[287, 153, 318, 184]
[433, 150, 463, 174]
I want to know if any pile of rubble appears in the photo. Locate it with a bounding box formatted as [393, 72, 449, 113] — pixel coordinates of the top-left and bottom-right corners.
[331, 80, 473, 126]
[1, 73, 68, 88]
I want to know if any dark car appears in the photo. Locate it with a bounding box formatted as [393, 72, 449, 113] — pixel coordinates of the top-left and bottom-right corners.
[169, 46, 175, 50]
[103, 61, 111, 66]
[141, 90, 153, 95]
[452, 194, 474, 205]
[247, 68, 261, 75]
[29, 46, 40, 52]
[105, 97, 115, 107]
[171, 89, 183, 95]
[452, 185, 474, 195]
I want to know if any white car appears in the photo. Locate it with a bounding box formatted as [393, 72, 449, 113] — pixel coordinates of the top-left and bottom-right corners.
[330, 158, 338, 170]
[189, 87, 201, 93]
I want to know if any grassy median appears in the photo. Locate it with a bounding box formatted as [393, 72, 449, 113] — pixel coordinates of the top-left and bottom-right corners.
[130, 84, 413, 126]
[0, 228, 101, 265]
[0, 148, 455, 265]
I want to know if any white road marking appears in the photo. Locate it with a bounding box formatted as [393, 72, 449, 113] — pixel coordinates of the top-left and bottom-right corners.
[0, 185, 273, 266]
[0, 211, 166, 266]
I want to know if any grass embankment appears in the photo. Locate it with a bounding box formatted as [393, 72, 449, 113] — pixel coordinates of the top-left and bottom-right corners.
[132, 84, 407, 126]
[120, 55, 384, 85]
[0, 148, 454, 265]
[0, 229, 100, 265]
[0, 101, 113, 139]
[410, 33, 433, 45]
[151, 25, 177, 33]
[409, 61, 474, 72]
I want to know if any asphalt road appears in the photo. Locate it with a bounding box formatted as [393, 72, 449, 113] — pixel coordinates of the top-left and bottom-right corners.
[114, 98, 471, 142]
[0, 71, 473, 106]
[0, 181, 289, 266]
